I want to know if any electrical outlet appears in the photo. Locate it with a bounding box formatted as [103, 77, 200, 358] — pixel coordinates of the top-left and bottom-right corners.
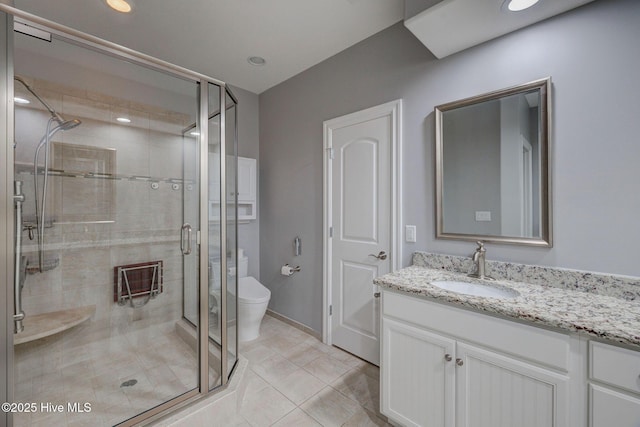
[475, 211, 492, 222]
[405, 225, 417, 243]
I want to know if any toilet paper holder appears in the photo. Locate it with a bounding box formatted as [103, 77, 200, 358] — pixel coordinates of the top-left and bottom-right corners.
[281, 264, 301, 276]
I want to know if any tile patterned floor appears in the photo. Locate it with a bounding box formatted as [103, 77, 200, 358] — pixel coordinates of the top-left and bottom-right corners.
[233, 315, 391, 427]
[13, 321, 212, 427]
[14, 314, 389, 426]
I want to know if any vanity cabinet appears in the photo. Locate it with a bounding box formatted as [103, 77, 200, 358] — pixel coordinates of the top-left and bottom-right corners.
[381, 290, 573, 427]
[588, 341, 640, 427]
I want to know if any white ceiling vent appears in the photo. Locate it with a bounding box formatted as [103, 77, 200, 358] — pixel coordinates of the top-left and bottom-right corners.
[404, 0, 595, 59]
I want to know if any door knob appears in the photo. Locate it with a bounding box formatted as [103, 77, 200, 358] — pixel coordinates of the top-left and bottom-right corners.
[374, 292, 381, 298]
[369, 251, 387, 260]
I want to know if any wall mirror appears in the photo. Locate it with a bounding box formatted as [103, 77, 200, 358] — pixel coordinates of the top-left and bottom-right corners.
[435, 78, 552, 247]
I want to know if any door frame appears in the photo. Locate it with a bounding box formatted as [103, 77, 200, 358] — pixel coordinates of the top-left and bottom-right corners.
[322, 99, 402, 345]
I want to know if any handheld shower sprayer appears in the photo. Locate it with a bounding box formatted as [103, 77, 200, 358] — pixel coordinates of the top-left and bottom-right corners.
[14, 76, 82, 272]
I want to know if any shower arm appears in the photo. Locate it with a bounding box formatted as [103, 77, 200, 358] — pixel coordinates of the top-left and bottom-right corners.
[14, 76, 65, 124]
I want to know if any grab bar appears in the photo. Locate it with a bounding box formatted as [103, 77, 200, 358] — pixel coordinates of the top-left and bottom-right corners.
[13, 181, 26, 333]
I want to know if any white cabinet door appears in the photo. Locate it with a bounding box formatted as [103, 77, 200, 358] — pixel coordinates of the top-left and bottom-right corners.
[590, 384, 640, 427]
[209, 155, 257, 220]
[237, 157, 256, 202]
[381, 317, 456, 427]
[456, 342, 570, 427]
[589, 341, 640, 427]
[210, 155, 256, 202]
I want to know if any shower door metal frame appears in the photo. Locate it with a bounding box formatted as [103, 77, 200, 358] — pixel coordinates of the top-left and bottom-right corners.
[0, 4, 238, 426]
[1, 10, 15, 427]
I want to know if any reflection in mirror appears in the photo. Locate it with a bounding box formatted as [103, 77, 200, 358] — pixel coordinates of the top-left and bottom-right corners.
[435, 78, 552, 246]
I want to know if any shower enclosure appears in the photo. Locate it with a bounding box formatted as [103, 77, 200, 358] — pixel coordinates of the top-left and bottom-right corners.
[1, 5, 238, 426]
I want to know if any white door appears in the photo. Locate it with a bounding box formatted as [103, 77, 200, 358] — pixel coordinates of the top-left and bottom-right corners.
[324, 100, 401, 365]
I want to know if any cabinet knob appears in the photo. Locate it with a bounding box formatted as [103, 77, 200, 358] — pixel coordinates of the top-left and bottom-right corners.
[456, 358, 464, 366]
[444, 354, 452, 362]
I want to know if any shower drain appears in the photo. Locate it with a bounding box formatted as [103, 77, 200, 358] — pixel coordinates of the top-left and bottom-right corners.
[120, 379, 138, 388]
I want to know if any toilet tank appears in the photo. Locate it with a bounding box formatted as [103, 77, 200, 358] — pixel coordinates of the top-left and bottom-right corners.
[237, 255, 249, 278]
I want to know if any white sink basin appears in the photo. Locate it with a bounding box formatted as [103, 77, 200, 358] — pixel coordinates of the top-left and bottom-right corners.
[430, 280, 519, 299]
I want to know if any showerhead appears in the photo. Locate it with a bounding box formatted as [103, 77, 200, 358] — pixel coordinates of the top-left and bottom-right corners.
[59, 119, 82, 131]
[34, 118, 83, 153]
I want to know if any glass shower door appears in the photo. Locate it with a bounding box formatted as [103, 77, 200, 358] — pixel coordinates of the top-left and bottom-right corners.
[224, 89, 238, 376]
[11, 27, 203, 426]
[206, 84, 238, 388]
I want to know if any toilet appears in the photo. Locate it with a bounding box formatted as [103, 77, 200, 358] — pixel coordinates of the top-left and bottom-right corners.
[210, 249, 270, 342]
[234, 252, 271, 341]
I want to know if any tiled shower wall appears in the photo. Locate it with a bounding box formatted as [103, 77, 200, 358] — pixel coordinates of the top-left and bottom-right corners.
[14, 76, 196, 379]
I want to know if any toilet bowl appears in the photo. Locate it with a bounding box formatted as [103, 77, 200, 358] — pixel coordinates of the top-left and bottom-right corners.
[236, 253, 270, 341]
[235, 276, 271, 341]
[212, 251, 271, 342]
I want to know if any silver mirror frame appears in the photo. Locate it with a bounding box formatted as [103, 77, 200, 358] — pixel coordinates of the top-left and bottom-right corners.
[435, 77, 552, 247]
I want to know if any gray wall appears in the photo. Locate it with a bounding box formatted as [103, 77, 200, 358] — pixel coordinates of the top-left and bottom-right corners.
[230, 85, 260, 280]
[259, 0, 640, 333]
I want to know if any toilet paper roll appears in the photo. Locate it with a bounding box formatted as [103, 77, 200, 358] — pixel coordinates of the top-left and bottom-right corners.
[281, 265, 294, 276]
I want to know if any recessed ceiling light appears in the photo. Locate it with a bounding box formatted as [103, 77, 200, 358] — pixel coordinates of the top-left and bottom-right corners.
[506, 0, 540, 12]
[14, 97, 30, 104]
[106, 0, 132, 13]
[190, 131, 200, 136]
[116, 117, 131, 123]
[247, 56, 266, 66]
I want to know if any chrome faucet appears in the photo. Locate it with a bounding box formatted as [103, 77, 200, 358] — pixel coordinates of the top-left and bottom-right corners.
[470, 241, 490, 280]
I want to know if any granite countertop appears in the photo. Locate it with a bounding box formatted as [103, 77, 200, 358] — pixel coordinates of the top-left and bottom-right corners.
[374, 266, 640, 348]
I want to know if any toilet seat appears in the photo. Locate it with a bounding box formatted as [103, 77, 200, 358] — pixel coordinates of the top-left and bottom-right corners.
[235, 277, 270, 304]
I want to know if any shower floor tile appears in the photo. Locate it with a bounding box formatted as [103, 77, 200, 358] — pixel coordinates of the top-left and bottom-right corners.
[13, 323, 201, 427]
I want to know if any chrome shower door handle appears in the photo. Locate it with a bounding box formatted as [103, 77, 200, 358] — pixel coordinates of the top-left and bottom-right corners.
[181, 223, 192, 255]
[369, 251, 387, 260]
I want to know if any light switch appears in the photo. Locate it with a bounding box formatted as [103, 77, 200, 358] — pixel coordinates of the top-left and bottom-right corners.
[405, 225, 417, 243]
[475, 211, 492, 222]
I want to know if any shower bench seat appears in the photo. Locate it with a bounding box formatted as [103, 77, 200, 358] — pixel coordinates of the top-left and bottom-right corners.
[13, 305, 96, 345]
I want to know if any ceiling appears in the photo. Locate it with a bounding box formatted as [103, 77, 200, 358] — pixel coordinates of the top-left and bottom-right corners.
[13, 0, 404, 94]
